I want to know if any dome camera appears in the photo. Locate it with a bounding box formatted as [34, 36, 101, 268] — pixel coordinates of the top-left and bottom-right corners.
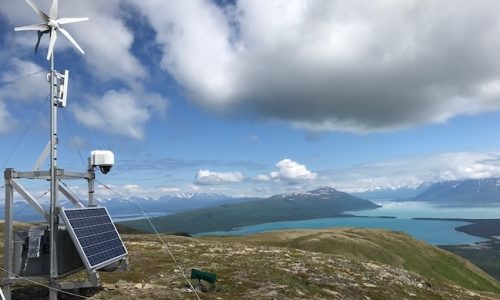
[90, 150, 114, 175]
[99, 165, 112, 174]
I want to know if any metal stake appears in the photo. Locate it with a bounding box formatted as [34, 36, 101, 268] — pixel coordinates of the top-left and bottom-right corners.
[3, 169, 14, 300]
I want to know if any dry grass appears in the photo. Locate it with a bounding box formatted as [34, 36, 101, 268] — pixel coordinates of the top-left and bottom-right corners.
[1, 224, 500, 299]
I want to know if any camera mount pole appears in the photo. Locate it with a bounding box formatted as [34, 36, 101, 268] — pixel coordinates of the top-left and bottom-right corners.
[88, 159, 96, 207]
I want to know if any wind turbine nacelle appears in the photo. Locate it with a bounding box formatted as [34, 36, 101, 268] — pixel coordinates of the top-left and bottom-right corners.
[90, 150, 114, 174]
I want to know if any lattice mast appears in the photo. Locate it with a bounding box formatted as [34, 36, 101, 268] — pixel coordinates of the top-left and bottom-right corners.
[5, 1, 124, 300]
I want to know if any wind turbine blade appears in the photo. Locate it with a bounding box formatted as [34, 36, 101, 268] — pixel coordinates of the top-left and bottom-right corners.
[47, 29, 57, 60]
[49, 0, 58, 19]
[35, 30, 45, 53]
[59, 27, 84, 54]
[14, 23, 49, 31]
[56, 17, 89, 25]
[25, 0, 49, 21]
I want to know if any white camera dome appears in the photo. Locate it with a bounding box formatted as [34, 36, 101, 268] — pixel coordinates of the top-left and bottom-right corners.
[90, 150, 114, 174]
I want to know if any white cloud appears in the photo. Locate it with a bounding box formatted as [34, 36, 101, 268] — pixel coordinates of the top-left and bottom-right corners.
[322, 151, 500, 193]
[159, 187, 181, 194]
[136, 0, 500, 133]
[4, 1, 500, 137]
[136, 0, 239, 108]
[195, 169, 244, 185]
[123, 184, 140, 192]
[0, 58, 46, 102]
[72, 89, 168, 139]
[0, 102, 15, 133]
[256, 174, 272, 181]
[0, 58, 47, 132]
[64, 1, 146, 84]
[258, 158, 317, 184]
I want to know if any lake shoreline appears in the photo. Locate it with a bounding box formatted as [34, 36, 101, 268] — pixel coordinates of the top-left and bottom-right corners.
[409, 217, 500, 280]
[412, 217, 500, 239]
[194, 215, 484, 245]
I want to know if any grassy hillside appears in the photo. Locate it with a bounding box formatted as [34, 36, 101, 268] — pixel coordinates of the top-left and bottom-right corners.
[1, 222, 499, 299]
[98, 229, 500, 299]
[442, 239, 500, 281]
[121, 190, 379, 234]
[205, 228, 500, 293]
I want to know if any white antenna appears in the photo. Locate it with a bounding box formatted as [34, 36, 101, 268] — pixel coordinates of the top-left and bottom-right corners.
[56, 69, 69, 107]
[14, 0, 88, 60]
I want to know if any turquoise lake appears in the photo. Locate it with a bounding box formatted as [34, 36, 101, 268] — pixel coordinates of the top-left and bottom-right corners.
[196, 217, 485, 245]
[196, 202, 500, 245]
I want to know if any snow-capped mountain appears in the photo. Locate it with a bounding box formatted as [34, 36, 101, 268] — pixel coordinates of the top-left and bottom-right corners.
[93, 192, 237, 216]
[270, 186, 380, 210]
[412, 178, 500, 205]
[350, 183, 431, 201]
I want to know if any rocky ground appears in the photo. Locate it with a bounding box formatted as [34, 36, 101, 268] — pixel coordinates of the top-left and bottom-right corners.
[91, 232, 500, 300]
[4, 228, 500, 299]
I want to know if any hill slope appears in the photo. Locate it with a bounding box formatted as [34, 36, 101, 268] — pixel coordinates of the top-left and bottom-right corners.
[207, 228, 500, 293]
[121, 187, 380, 234]
[96, 228, 499, 299]
[2, 225, 499, 299]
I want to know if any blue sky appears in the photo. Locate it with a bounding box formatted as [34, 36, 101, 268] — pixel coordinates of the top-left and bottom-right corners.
[1, 0, 500, 199]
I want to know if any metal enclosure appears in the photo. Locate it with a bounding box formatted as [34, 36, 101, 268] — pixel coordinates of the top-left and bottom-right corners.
[14, 227, 84, 278]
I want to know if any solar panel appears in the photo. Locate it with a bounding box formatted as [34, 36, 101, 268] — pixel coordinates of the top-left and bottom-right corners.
[60, 207, 127, 271]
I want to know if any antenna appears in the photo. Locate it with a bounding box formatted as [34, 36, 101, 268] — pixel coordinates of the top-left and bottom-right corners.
[56, 70, 69, 107]
[4, 2, 126, 300]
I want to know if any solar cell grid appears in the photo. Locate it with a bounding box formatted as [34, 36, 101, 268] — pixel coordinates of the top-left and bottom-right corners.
[60, 207, 127, 271]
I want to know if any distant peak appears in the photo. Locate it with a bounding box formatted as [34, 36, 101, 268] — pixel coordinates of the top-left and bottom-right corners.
[308, 186, 339, 194]
[161, 192, 231, 200]
[273, 186, 341, 199]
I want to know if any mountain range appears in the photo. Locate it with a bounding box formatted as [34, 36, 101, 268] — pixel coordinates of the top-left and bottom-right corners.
[120, 186, 380, 234]
[5, 192, 240, 221]
[7, 177, 500, 222]
[351, 183, 431, 201]
[350, 178, 500, 206]
[99, 192, 244, 216]
[410, 178, 500, 205]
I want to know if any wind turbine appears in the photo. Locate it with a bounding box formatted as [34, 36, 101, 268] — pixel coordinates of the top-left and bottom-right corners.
[14, 0, 88, 60]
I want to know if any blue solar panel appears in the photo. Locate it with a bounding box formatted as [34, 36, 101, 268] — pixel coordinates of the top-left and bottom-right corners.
[60, 207, 127, 271]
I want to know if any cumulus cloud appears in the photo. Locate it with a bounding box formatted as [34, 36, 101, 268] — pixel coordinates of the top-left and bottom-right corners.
[258, 158, 317, 184]
[195, 169, 244, 185]
[136, 0, 500, 133]
[72, 89, 168, 139]
[136, 0, 239, 108]
[63, 0, 146, 84]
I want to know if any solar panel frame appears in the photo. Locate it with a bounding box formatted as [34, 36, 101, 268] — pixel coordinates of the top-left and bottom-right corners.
[60, 207, 128, 271]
